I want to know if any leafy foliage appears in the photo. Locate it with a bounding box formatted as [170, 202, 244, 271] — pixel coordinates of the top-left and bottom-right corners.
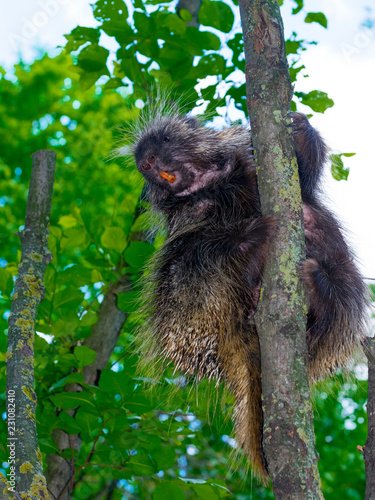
[0, 0, 368, 498]
[61, 0, 335, 118]
[330, 153, 355, 181]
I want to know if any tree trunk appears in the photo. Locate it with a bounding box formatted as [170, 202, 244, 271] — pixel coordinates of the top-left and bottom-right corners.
[364, 337, 375, 500]
[5, 150, 56, 500]
[237, 1, 323, 497]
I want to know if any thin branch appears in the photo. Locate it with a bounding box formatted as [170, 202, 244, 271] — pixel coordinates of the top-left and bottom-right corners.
[56, 418, 112, 500]
[364, 337, 375, 499]
[5, 150, 56, 499]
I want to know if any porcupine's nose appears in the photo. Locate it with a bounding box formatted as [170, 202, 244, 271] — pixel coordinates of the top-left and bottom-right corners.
[142, 155, 155, 171]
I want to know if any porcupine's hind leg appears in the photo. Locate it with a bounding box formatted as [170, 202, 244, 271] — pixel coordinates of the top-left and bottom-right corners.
[301, 203, 367, 379]
[290, 112, 367, 378]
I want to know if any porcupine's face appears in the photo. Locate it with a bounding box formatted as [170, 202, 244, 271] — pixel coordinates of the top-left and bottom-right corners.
[133, 116, 234, 199]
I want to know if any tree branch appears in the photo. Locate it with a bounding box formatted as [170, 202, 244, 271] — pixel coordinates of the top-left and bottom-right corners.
[5, 150, 56, 499]
[238, 1, 322, 497]
[363, 337, 375, 499]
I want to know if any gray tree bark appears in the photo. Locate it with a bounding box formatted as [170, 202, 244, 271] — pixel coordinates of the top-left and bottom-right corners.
[237, 0, 323, 497]
[364, 337, 375, 500]
[4, 150, 56, 500]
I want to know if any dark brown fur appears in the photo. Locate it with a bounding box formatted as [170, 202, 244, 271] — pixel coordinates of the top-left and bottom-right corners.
[127, 112, 367, 479]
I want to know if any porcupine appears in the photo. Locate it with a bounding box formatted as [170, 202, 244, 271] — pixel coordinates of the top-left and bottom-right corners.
[124, 109, 367, 479]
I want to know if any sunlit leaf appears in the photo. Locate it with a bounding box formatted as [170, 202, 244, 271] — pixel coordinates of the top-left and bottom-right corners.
[74, 345, 96, 367]
[304, 12, 328, 28]
[199, 0, 234, 33]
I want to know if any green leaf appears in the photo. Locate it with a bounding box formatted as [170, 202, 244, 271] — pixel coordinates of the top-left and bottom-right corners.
[50, 392, 97, 410]
[92, 0, 128, 23]
[77, 44, 110, 73]
[75, 68, 106, 90]
[123, 241, 155, 268]
[191, 484, 218, 500]
[56, 412, 83, 434]
[289, 62, 305, 83]
[186, 28, 221, 52]
[136, 432, 161, 451]
[59, 214, 79, 228]
[304, 12, 328, 29]
[99, 369, 132, 396]
[49, 226, 62, 240]
[101, 19, 135, 45]
[81, 310, 98, 327]
[133, 11, 154, 36]
[60, 265, 96, 288]
[227, 33, 244, 70]
[285, 37, 305, 56]
[294, 90, 334, 113]
[75, 407, 101, 438]
[193, 54, 226, 77]
[60, 228, 88, 250]
[0, 267, 13, 297]
[179, 9, 193, 22]
[330, 154, 350, 181]
[153, 482, 186, 500]
[152, 446, 176, 470]
[128, 452, 156, 475]
[158, 12, 187, 36]
[53, 288, 83, 309]
[102, 77, 126, 90]
[49, 373, 84, 393]
[124, 394, 154, 413]
[199, 1, 234, 33]
[207, 480, 231, 498]
[292, 0, 303, 14]
[50, 318, 78, 337]
[64, 26, 100, 53]
[74, 345, 96, 367]
[117, 291, 140, 313]
[101, 226, 127, 253]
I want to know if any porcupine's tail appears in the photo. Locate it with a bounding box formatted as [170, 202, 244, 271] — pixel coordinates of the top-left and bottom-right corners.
[217, 321, 267, 482]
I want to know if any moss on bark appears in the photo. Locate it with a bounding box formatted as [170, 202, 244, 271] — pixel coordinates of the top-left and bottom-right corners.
[238, 0, 323, 497]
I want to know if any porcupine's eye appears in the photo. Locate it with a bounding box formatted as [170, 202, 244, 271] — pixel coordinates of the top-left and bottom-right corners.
[163, 136, 170, 142]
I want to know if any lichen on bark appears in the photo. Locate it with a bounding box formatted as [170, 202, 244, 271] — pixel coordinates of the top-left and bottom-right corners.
[237, 0, 323, 497]
[4, 150, 56, 500]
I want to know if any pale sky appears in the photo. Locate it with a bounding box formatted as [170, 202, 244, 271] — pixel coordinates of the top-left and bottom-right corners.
[0, 0, 374, 278]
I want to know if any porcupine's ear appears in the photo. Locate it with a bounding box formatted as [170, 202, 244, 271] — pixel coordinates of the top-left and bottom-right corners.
[184, 117, 201, 129]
